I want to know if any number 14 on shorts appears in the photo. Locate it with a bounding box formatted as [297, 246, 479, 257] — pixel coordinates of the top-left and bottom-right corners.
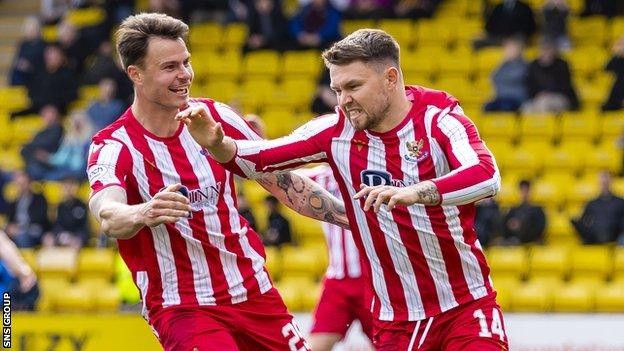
[473, 308, 506, 341]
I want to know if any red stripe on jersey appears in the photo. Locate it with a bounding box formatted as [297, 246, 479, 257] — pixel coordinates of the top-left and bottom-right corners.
[380, 132, 442, 316]
[411, 116, 472, 304]
[429, 113, 494, 293]
[349, 130, 409, 320]
[129, 132, 199, 307]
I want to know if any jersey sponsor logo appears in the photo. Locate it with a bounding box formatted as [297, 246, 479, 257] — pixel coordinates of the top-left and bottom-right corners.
[161, 183, 222, 214]
[404, 139, 429, 163]
[360, 170, 416, 188]
[352, 138, 367, 151]
[87, 164, 112, 184]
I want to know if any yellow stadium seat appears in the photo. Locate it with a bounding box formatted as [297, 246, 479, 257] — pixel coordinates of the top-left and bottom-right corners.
[437, 47, 475, 76]
[0, 86, 29, 112]
[569, 245, 612, 285]
[416, 19, 456, 47]
[518, 114, 557, 142]
[55, 283, 94, 312]
[242, 50, 281, 80]
[222, 22, 248, 48]
[275, 276, 317, 311]
[42, 25, 58, 42]
[282, 208, 325, 244]
[204, 80, 240, 105]
[565, 47, 608, 79]
[545, 212, 576, 244]
[478, 113, 518, 141]
[239, 79, 277, 111]
[37, 276, 71, 311]
[341, 19, 376, 36]
[594, 281, 624, 312]
[280, 244, 327, 279]
[510, 282, 552, 312]
[0, 147, 23, 172]
[529, 246, 569, 282]
[66, 7, 105, 28]
[77, 248, 115, 280]
[541, 146, 585, 175]
[584, 142, 622, 175]
[569, 17, 608, 46]
[206, 51, 242, 80]
[575, 76, 608, 105]
[612, 247, 624, 281]
[37, 247, 78, 279]
[378, 19, 416, 48]
[12, 115, 45, 145]
[264, 246, 282, 281]
[115, 253, 140, 304]
[282, 50, 322, 79]
[495, 176, 521, 207]
[300, 281, 322, 311]
[601, 112, 624, 139]
[42, 181, 64, 207]
[552, 282, 594, 312]
[559, 112, 599, 142]
[261, 109, 301, 139]
[275, 79, 316, 111]
[610, 18, 624, 43]
[401, 48, 439, 76]
[189, 22, 223, 49]
[502, 147, 541, 179]
[486, 246, 527, 280]
[531, 178, 565, 208]
[475, 47, 503, 77]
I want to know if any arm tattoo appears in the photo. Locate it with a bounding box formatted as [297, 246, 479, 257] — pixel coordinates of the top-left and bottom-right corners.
[416, 182, 441, 206]
[258, 172, 349, 229]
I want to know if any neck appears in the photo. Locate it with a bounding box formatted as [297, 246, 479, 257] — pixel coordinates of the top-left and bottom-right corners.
[370, 89, 412, 133]
[131, 94, 181, 138]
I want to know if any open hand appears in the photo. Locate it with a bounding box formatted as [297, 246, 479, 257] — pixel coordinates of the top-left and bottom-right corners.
[175, 104, 224, 149]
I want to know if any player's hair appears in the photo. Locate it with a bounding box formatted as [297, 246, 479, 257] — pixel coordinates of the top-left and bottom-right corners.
[322, 29, 400, 69]
[115, 13, 189, 70]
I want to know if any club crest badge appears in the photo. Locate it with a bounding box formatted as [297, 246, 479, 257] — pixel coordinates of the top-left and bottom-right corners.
[404, 139, 429, 163]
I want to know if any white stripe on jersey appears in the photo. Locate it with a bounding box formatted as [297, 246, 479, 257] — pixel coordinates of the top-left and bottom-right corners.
[425, 106, 488, 300]
[148, 136, 216, 305]
[87, 140, 124, 186]
[368, 133, 424, 321]
[323, 222, 344, 278]
[113, 127, 181, 307]
[397, 122, 456, 314]
[331, 125, 394, 320]
[344, 229, 361, 277]
[178, 130, 248, 304]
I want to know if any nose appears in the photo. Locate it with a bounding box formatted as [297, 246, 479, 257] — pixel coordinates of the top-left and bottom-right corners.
[338, 92, 352, 108]
[179, 64, 192, 80]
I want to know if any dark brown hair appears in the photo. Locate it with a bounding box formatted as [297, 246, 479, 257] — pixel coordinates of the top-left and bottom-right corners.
[322, 29, 400, 68]
[115, 13, 189, 70]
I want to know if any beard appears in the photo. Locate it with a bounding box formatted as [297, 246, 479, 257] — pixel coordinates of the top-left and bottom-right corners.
[347, 93, 391, 131]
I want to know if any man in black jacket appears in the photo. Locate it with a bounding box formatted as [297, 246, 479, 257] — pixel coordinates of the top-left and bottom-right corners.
[5, 170, 51, 248]
[503, 180, 546, 245]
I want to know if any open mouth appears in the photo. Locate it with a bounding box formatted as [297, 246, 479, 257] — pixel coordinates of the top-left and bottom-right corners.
[169, 87, 189, 95]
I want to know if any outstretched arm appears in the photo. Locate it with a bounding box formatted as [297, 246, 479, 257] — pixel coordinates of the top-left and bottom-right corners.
[354, 181, 441, 213]
[257, 171, 349, 229]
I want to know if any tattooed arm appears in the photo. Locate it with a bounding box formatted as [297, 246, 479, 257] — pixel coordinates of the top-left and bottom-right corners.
[256, 171, 349, 229]
[353, 180, 441, 213]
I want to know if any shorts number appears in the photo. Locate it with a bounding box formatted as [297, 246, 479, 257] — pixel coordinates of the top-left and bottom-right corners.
[473, 308, 505, 341]
[281, 322, 310, 351]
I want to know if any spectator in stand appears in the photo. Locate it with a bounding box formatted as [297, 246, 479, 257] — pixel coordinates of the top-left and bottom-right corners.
[502, 180, 546, 245]
[81, 41, 133, 105]
[343, 0, 394, 20]
[57, 19, 91, 75]
[41, 0, 73, 25]
[4, 170, 51, 248]
[473, 0, 537, 49]
[394, 0, 442, 19]
[474, 197, 502, 247]
[243, 0, 291, 52]
[602, 37, 624, 111]
[11, 43, 78, 118]
[263, 195, 292, 247]
[9, 17, 45, 86]
[572, 171, 624, 244]
[542, 0, 571, 51]
[20, 104, 64, 180]
[484, 36, 529, 112]
[43, 110, 92, 181]
[311, 68, 337, 115]
[580, 0, 618, 17]
[290, 0, 342, 50]
[0, 230, 39, 311]
[522, 38, 579, 113]
[0, 169, 10, 215]
[42, 177, 89, 249]
[86, 78, 126, 131]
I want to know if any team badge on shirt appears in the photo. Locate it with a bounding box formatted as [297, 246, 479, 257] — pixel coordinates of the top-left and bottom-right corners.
[404, 139, 429, 163]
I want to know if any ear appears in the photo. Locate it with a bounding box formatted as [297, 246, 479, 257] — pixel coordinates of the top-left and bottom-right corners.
[386, 66, 400, 88]
[127, 65, 142, 85]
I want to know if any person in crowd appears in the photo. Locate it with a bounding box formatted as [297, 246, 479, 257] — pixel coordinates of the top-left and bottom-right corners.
[602, 37, 624, 111]
[311, 69, 337, 115]
[343, 0, 394, 20]
[474, 0, 536, 49]
[542, 0, 571, 50]
[86, 78, 126, 131]
[9, 17, 45, 86]
[237, 191, 258, 231]
[42, 177, 90, 249]
[394, 0, 442, 19]
[290, 0, 342, 49]
[263, 195, 292, 247]
[4, 170, 51, 248]
[572, 171, 624, 244]
[475, 197, 502, 247]
[522, 38, 579, 113]
[20, 104, 64, 180]
[43, 110, 92, 181]
[484, 36, 529, 112]
[502, 180, 546, 245]
[244, 0, 291, 52]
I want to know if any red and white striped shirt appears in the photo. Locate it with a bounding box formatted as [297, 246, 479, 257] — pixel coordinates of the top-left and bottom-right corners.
[296, 165, 362, 280]
[87, 99, 273, 322]
[224, 86, 501, 321]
